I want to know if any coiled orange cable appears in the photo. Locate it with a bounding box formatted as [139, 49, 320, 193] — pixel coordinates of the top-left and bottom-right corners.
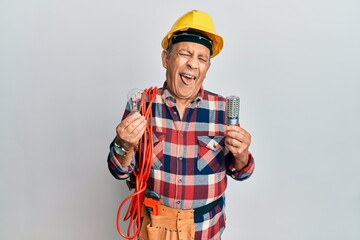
[116, 87, 158, 239]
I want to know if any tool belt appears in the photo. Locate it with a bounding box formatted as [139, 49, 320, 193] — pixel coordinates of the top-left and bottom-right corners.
[139, 197, 221, 240]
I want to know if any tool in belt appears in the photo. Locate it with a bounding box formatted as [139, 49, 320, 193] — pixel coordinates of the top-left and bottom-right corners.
[144, 189, 221, 217]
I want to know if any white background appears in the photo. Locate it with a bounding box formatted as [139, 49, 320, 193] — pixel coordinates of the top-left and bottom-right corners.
[1, 0, 359, 239]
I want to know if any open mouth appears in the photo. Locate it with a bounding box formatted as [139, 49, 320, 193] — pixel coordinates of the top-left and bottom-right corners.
[180, 73, 196, 84]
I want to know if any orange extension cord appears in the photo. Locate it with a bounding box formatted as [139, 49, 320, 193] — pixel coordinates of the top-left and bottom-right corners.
[116, 87, 158, 239]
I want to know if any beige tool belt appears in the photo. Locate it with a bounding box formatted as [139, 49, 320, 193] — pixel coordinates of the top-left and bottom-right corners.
[139, 204, 195, 240]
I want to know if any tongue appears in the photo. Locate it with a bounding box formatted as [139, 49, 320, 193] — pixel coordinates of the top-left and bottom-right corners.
[180, 75, 194, 85]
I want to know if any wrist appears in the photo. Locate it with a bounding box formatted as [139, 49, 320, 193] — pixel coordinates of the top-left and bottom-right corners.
[113, 140, 133, 157]
[233, 152, 249, 170]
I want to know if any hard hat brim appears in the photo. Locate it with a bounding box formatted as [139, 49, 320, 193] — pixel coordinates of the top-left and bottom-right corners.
[161, 27, 224, 58]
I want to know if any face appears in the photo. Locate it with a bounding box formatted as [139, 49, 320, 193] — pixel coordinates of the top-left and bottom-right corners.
[162, 41, 211, 105]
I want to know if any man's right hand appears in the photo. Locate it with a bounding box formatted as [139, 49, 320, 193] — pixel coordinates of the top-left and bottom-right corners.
[115, 112, 146, 151]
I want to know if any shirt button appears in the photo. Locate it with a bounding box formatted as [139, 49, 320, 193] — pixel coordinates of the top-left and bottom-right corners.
[176, 201, 181, 204]
[180, 133, 184, 137]
[178, 179, 182, 183]
[179, 157, 183, 160]
[173, 111, 177, 115]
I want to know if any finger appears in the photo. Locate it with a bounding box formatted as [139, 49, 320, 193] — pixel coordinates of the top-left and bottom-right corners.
[225, 125, 240, 133]
[225, 130, 251, 148]
[226, 127, 250, 142]
[226, 126, 246, 134]
[125, 115, 146, 135]
[121, 112, 143, 128]
[225, 130, 244, 141]
[131, 123, 147, 143]
[117, 113, 143, 135]
[128, 117, 146, 140]
[118, 118, 146, 144]
[225, 137, 242, 148]
[226, 143, 246, 159]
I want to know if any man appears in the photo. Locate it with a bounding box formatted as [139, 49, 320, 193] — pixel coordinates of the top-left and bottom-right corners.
[108, 10, 255, 240]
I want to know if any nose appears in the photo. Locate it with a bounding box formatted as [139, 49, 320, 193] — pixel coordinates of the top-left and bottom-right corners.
[186, 56, 199, 69]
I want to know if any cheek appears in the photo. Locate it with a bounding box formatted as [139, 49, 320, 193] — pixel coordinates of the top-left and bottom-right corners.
[198, 67, 209, 81]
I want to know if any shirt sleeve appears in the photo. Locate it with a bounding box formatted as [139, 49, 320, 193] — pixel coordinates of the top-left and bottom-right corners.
[226, 153, 255, 181]
[107, 140, 136, 180]
[107, 103, 136, 179]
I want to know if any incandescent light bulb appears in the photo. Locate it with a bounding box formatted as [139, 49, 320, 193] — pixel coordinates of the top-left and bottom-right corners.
[127, 88, 144, 112]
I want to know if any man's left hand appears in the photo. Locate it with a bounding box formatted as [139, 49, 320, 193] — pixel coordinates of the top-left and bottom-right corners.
[224, 125, 252, 170]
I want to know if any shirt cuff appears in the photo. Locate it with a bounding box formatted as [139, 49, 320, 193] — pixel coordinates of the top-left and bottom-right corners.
[228, 153, 255, 181]
[109, 146, 135, 179]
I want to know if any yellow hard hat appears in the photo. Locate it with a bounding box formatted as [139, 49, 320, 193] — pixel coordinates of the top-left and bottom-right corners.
[161, 10, 224, 58]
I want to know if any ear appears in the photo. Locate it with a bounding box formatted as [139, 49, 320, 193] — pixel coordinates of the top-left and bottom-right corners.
[161, 50, 168, 69]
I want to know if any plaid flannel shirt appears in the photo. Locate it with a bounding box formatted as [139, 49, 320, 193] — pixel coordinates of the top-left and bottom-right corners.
[108, 82, 255, 239]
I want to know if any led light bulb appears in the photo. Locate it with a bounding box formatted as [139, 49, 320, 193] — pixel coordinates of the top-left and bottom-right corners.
[226, 96, 240, 125]
[127, 88, 144, 112]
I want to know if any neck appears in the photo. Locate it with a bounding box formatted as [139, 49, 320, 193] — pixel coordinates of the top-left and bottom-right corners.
[176, 99, 192, 119]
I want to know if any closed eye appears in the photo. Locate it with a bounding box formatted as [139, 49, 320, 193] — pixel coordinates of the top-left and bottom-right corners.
[199, 57, 209, 63]
[179, 52, 191, 57]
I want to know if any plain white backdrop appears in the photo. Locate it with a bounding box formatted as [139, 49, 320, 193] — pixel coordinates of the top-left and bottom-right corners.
[1, 0, 359, 239]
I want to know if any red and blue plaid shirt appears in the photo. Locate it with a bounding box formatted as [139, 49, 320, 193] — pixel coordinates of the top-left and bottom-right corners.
[108, 82, 254, 239]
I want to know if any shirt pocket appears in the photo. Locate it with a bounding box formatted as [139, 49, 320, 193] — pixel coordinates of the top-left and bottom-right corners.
[152, 131, 165, 169]
[197, 136, 224, 172]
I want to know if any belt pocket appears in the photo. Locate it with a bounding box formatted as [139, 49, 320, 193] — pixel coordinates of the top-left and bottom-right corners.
[146, 215, 195, 240]
[147, 225, 179, 240]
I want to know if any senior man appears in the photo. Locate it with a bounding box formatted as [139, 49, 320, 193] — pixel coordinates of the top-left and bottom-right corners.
[108, 9, 255, 240]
